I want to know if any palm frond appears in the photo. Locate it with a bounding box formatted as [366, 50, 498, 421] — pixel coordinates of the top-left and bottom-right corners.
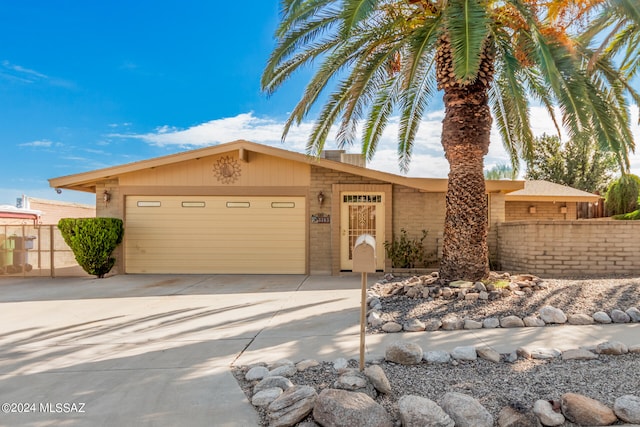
[444, 0, 490, 84]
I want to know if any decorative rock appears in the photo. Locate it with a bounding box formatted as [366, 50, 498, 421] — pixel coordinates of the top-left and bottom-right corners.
[385, 341, 423, 365]
[614, 395, 640, 423]
[296, 359, 319, 371]
[245, 366, 269, 381]
[478, 291, 489, 300]
[404, 318, 426, 332]
[398, 395, 454, 427]
[464, 319, 483, 329]
[334, 372, 368, 390]
[483, 317, 500, 328]
[530, 348, 561, 360]
[442, 314, 464, 330]
[269, 364, 297, 378]
[254, 376, 294, 394]
[252, 387, 283, 406]
[449, 280, 474, 288]
[523, 316, 545, 327]
[440, 392, 493, 427]
[451, 346, 477, 361]
[497, 406, 540, 427]
[334, 372, 377, 399]
[626, 307, 640, 322]
[441, 287, 453, 298]
[476, 347, 501, 363]
[464, 292, 480, 301]
[611, 309, 631, 323]
[424, 319, 443, 331]
[539, 306, 567, 324]
[267, 385, 318, 427]
[364, 365, 392, 394]
[475, 282, 487, 292]
[533, 399, 565, 426]
[488, 290, 502, 300]
[424, 350, 451, 364]
[368, 297, 381, 308]
[333, 357, 349, 371]
[381, 321, 403, 333]
[593, 311, 612, 324]
[269, 359, 295, 370]
[516, 347, 532, 359]
[368, 311, 384, 327]
[313, 389, 393, 427]
[504, 351, 518, 363]
[596, 340, 628, 355]
[560, 392, 617, 426]
[568, 313, 595, 325]
[561, 348, 598, 360]
[501, 315, 525, 328]
[630, 344, 640, 354]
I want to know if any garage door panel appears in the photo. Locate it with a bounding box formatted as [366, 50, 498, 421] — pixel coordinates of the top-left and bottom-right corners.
[125, 196, 306, 274]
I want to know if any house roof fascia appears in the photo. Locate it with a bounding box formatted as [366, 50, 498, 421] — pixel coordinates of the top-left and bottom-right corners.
[48, 140, 525, 194]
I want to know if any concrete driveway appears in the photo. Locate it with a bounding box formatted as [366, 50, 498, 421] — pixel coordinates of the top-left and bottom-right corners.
[0, 274, 366, 427]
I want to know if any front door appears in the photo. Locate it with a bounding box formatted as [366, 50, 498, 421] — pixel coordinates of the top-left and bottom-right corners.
[340, 192, 385, 271]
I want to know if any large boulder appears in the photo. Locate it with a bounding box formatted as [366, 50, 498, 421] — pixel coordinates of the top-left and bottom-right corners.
[539, 306, 567, 324]
[440, 392, 493, 427]
[398, 395, 454, 427]
[267, 385, 318, 427]
[560, 392, 617, 426]
[313, 389, 393, 427]
[614, 395, 640, 423]
[385, 341, 423, 365]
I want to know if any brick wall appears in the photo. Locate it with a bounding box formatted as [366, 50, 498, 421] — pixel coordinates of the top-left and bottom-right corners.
[505, 201, 577, 221]
[497, 220, 640, 277]
[392, 186, 445, 264]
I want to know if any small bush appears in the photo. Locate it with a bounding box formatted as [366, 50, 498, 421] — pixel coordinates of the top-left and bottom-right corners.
[613, 209, 640, 220]
[384, 229, 428, 269]
[58, 218, 124, 278]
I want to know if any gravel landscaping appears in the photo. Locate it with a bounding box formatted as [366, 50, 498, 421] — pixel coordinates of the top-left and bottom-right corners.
[368, 275, 640, 332]
[233, 275, 640, 426]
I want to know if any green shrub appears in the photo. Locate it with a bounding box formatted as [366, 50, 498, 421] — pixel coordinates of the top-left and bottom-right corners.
[58, 218, 124, 278]
[605, 174, 640, 215]
[613, 209, 640, 220]
[384, 229, 428, 269]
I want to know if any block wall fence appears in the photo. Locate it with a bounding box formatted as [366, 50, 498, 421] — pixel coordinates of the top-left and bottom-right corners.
[496, 220, 640, 277]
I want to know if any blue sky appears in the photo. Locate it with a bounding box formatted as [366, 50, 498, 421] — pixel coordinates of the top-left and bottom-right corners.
[2, 1, 639, 207]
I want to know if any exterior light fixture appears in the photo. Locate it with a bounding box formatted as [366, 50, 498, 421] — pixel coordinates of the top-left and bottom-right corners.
[317, 191, 325, 205]
[528, 206, 536, 214]
[103, 190, 111, 204]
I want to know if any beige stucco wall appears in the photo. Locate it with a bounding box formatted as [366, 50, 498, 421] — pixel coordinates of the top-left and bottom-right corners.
[497, 220, 640, 277]
[506, 201, 577, 221]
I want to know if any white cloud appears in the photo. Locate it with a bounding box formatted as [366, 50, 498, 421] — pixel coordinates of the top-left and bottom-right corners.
[110, 105, 640, 178]
[19, 140, 53, 148]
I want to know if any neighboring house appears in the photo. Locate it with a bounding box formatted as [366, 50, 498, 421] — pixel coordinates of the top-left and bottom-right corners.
[504, 180, 601, 221]
[51, 140, 596, 276]
[0, 197, 95, 226]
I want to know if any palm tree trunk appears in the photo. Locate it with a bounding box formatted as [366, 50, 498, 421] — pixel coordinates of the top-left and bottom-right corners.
[437, 37, 493, 282]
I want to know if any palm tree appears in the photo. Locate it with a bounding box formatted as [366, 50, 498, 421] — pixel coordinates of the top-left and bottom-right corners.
[262, 0, 638, 282]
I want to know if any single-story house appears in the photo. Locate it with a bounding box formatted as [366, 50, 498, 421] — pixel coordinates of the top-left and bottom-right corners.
[48, 140, 597, 275]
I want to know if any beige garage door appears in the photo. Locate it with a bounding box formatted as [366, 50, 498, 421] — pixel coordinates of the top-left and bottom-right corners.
[125, 196, 306, 274]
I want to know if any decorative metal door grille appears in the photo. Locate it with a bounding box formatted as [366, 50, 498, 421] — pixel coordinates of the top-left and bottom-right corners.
[344, 195, 381, 260]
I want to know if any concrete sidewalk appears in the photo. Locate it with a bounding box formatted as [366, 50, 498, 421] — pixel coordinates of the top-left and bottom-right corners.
[0, 274, 638, 427]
